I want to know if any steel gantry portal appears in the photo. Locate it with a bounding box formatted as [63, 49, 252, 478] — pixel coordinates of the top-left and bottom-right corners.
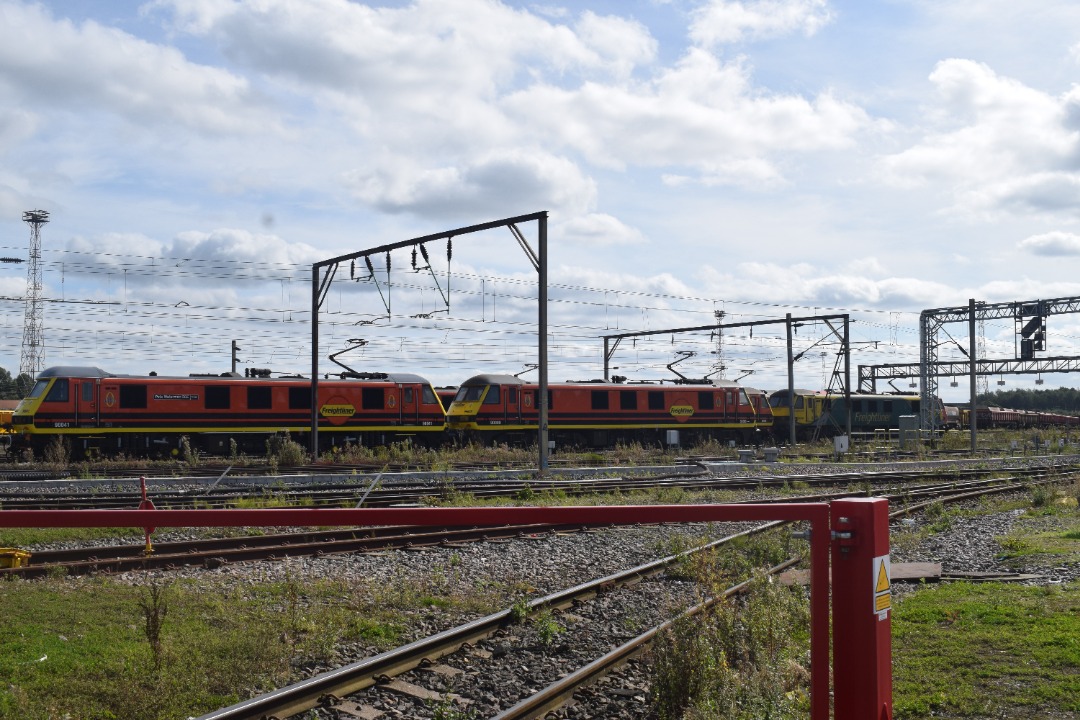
[876, 296, 1080, 444]
[602, 314, 850, 444]
[310, 212, 550, 469]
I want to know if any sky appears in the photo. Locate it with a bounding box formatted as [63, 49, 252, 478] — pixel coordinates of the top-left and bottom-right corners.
[2, 0, 1080, 401]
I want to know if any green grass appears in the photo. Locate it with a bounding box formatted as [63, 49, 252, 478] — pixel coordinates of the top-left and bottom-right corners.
[0, 569, 508, 720]
[0, 526, 149, 547]
[893, 582, 1080, 718]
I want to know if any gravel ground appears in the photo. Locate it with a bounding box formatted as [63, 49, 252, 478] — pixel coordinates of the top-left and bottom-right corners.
[889, 489, 1080, 587]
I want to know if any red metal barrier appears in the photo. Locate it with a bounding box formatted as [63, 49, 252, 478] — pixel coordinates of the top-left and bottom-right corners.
[1, 500, 892, 719]
[832, 498, 893, 719]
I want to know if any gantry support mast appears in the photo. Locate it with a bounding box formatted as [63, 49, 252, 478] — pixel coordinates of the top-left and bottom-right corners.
[20, 210, 49, 380]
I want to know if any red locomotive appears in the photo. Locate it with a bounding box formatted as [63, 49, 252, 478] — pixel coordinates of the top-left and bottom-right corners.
[445, 374, 770, 447]
[11, 366, 446, 459]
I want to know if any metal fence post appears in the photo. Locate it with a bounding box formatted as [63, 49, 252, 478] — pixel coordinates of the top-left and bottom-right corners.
[831, 497, 893, 719]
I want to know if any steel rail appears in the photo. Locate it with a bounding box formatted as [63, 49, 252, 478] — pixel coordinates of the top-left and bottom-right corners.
[488, 473, 1076, 719]
[0, 523, 595, 578]
[491, 556, 802, 720]
[193, 521, 787, 720]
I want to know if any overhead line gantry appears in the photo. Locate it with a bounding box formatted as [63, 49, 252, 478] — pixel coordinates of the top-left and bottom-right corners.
[602, 313, 850, 444]
[310, 212, 551, 469]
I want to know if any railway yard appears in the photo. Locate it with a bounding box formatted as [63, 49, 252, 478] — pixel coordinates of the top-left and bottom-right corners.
[0, 447, 1078, 719]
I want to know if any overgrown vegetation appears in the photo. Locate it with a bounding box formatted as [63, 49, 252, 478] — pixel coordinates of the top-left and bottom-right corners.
[650, 570, 811, 720]
[0, 566, 515, 720]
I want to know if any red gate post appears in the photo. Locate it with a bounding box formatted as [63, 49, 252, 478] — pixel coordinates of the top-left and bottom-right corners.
[831, 497, 892, 720]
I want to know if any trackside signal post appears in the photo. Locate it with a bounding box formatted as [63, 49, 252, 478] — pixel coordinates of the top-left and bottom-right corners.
[3, 498, 892, 719]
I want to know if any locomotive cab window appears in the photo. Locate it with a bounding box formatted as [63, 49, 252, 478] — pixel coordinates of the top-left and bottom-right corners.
[483, 386, 501, 405]
[591, 391, 609, 410]
[507, 387, 517, 404]
[289, 387, 311, 409]
[82, 382, 94, 402]
[44, 379, 69, 403]
[404, 388, 414, 404]
[620, 391, 637, 410]
[362, 388, 384, 410]
[27, 379, 49, 399]
[120, 385, 147, 409]
[247, 386, 272, 410]
[422, 386, 438, 405]
[455, 386, 485, 402]
[205, 386, 231, 410]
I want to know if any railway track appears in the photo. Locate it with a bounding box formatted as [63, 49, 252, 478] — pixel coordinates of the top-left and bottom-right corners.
[2, 458, 1075, 510]
[6, 473, 1044, 720]
[4, 459, 1074, 719]
[194, 522, 787, 720]
[2, 463, 1073, 579]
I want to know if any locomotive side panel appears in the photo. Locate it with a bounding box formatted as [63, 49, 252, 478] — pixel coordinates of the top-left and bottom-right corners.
[446, 376, 762, 447]
[12, 368, 446, 458]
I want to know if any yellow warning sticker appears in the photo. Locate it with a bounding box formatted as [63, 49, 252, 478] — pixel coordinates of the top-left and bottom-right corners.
[873, 555, 891, 620]
[876, 560, 890, 593]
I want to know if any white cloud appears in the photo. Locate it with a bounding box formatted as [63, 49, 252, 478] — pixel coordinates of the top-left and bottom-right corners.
[574, 11, 657, 80]
[505, 49, 871, 182]
[558, 213, 646, 246]
[703, 261, 960, 309]
[690, 0, 834, 46]
[0, 1, 266, 134]
[878, 59, 1080, 218]
[155, 0, 655, 93]
[1018, 230, 1080, 256]
[344, 150, 597, 219]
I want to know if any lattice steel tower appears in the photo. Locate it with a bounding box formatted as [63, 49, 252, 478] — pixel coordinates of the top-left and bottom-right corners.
[20, 210, 48, 380]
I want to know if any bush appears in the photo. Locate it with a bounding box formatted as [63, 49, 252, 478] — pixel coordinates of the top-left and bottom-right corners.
[265, 432, 308, 466]
[650, 572, 810, 720]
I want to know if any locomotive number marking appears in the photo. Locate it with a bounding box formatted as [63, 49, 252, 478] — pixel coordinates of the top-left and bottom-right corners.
[53, 422, 70, 428]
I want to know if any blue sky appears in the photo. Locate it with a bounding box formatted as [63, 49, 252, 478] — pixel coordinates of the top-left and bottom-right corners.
[2, 0, 1080, 399]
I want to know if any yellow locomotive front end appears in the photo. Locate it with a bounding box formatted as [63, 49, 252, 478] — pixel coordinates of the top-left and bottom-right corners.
[11, 376, 55, 438]
[444, 382, 489, 432]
